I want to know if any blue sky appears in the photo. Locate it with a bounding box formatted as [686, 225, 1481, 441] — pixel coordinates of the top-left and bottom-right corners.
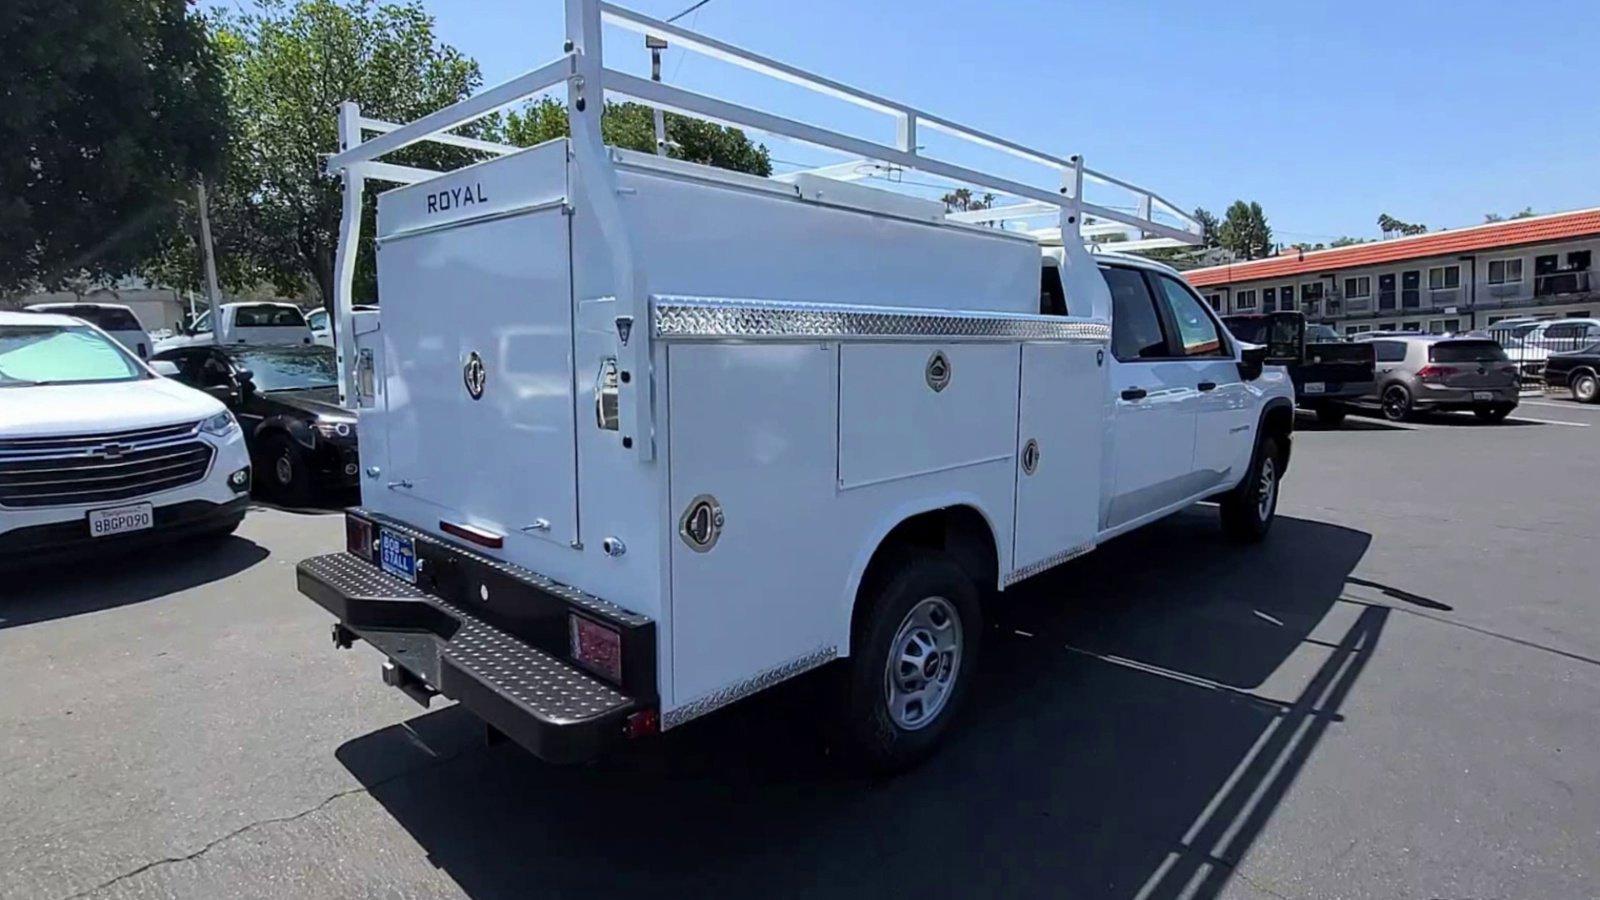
[209, 0, 1599, 243]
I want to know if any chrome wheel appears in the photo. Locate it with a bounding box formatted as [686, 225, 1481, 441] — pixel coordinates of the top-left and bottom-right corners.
[1256, 455, 1277, 521]
[1575, 374, 1598, 404]
[275, 453, 294, 486]
[884, 596, 963, 731]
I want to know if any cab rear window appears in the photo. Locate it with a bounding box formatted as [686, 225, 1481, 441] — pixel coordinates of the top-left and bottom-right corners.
[47, 306, 142, 331]
[235, 306, 307, 327]
[1429, 341, 1508, 363]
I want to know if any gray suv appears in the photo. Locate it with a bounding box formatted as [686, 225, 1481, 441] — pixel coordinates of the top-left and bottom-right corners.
[1363, 336, 1520, 422]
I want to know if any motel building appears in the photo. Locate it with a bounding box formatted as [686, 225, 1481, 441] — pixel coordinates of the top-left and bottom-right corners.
[1182, 207, 1600, 335]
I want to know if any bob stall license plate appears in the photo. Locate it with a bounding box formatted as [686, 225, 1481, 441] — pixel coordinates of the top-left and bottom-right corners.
[379, 529, 417, 583]
[1303, 382, 1326, 394]
[88, 503, 153, 537]
[1473, 391, 1494, 401]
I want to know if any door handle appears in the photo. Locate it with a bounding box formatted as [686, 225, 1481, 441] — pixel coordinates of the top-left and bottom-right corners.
[1198, 381, 1217, 392]
[1120, 387, 1148, 401]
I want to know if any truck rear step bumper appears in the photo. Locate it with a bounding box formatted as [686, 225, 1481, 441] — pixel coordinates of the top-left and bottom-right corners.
[298, 552, 639, 764]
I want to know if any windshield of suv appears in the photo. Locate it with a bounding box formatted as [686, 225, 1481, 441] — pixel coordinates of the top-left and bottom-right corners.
[1430, 340, 1509, 363]
[0, 324, 143, 386]
[231, 347, 336, 391]
[35, 305, 143, 332]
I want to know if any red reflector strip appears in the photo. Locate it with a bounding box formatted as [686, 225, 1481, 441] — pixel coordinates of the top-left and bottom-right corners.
[570, 614, 623, 683]
[624, 709, 659, 739]
[439, 520, 504, 549]
[346, 515, 374, 561]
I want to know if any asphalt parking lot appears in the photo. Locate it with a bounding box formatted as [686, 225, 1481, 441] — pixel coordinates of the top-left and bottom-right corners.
[4, 397, 1598, 900]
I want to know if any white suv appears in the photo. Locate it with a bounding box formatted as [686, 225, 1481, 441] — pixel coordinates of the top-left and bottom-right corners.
[25, 302, 153, 360]
[0, 311, 253, 567]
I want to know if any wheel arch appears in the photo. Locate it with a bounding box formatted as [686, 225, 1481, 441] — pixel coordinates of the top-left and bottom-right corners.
[1258, 397, 1294, 475]
[841, 500, 1002, 657]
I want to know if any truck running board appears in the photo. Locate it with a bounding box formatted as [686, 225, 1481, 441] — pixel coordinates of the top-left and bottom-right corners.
[298, 553, 641, 763]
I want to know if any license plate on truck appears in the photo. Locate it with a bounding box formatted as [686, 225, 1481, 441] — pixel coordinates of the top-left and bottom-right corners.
[1304, 382, 1325, 394]
[88, 503, 153, 537]
[379, 530, 417, 583]
[1473, 391, 1494, 401]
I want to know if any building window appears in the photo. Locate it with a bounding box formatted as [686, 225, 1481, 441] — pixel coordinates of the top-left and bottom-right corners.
[1401, 270, 1421, 308]
[1235, 289, 1257, 311]
[1401, 321, 1422, 332]
[1262, 287, 1276, 312]
[1301, 282, 1324, 313]
[1344, 276, 1372, 299]
[1377, 273, 1396, 310]
[1428, 265, 1460, 291]
[1487, 258, 1523, 285]
[1206, 293, 1222, 311]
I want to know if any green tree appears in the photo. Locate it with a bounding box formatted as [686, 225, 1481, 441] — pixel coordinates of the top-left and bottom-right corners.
[1377, 213, 1427, 238]
[1192, 207, 1221, 248]
[1484, 206, 1535, 223]
[939, 188, 996, 213]
[1219, 201, 1273, 260]
[0, 0, 228, 294]
[499, 97, 771, 176]
[1329, 235, 1370, 248]
[161, 0, 489, 310]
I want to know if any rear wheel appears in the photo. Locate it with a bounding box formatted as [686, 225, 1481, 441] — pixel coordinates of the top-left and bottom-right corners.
[1314, 404, 1348, 427]
[834, 550, 981, 773]
[1220, 435, 1280, 543]
[1380, 384, 1413, 422]
[1473, 405, 1513, 423]
[259, 433, 312, 506]
[1571, 371, 1599, 404]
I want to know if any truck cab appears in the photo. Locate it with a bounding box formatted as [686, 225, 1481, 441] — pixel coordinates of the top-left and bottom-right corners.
[1224, 310, 1376, 426]
[294, 0, 1296, 772]
[160, 302, 314, 351]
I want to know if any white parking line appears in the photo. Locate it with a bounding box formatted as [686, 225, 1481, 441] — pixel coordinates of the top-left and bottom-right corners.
[1520, 398, 1600, 411]
[1506, 415, 1591, 428]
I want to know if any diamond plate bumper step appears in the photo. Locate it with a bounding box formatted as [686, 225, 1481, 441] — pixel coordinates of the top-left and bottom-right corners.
[298, 552, 639, 764]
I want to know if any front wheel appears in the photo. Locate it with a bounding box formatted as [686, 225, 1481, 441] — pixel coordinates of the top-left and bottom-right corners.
[1220, 435, 1281, 543]
[834, 550, 981, 773]
[259, 433, 313, 506]
[1571, 372, 1599, 404]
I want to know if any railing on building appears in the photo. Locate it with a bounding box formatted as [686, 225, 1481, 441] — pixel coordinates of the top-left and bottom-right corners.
[1535, 270, 1592, 298]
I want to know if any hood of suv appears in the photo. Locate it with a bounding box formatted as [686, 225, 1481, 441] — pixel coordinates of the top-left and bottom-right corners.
[0, 378, 225, 439]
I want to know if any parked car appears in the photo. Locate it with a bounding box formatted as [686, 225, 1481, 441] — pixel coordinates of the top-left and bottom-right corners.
[1223, 312, 1375, 426]
[307, 304, 378, 347]
[1542, 341, 1600, 403]
[24, 302, 153, 360]
[1492, 318, 1600, 382]
[0, 311, 251, 567]
[158, 302, 315, 351]
[151, 344, 358, 504]
[1359, 335, 1520, 422]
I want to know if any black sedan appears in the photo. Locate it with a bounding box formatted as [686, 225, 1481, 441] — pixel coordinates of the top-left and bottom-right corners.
[152, 344, 359, 503]
[1543, 342, 1600, 404]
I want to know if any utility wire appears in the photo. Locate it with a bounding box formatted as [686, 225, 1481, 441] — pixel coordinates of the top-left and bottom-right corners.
[667, 0, 716, 22]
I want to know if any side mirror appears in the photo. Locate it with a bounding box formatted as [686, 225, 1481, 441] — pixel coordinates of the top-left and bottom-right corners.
[149, 360, 180, 378]
[236, 369, 256, 395]
[1238, 345, 1268, 382]
[1265, 311, 1306, 364]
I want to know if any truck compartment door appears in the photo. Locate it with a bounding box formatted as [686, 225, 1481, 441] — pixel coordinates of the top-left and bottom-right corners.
[1013, 342, 1101, 569]
[375, 208, 579, 547]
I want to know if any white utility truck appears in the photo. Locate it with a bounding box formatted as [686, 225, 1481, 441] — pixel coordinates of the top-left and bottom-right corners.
[297, 0, 1296, 770]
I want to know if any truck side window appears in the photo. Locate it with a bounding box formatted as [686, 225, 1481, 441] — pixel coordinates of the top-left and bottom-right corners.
[1040, 265, 1067, 316]
[1151, 274, 1227, 357]
[1103, 266, 1170, 360]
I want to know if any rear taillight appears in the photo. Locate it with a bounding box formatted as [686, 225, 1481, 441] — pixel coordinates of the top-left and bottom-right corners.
[346, 514, 374, 561]
[1416, 365, 1457, 382]
[570, 614, 623, 683]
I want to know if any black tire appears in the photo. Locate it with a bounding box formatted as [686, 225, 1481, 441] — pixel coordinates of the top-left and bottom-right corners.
[259, 433, 312, 506]
[1571, 371, 1599, 404]
[1380, 384, 1413, 422]
[1473, 405, 1513, 423]
[1220, 435, 1281, 543]
[834, 549, 982, 774]
[1314, 404, 1348, 427]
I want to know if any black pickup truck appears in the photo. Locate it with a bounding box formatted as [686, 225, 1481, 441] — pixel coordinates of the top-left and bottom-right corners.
[1223, 312, 1376, 426]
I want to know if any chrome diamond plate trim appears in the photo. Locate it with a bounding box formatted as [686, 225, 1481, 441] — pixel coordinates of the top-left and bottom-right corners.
[653, 296, 1110, 343]
[1003, 541, 1096, 588]
[661, 644, 838, 731]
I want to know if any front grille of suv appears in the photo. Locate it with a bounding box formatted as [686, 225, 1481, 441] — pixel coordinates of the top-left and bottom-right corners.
[0, 422, 215, 509]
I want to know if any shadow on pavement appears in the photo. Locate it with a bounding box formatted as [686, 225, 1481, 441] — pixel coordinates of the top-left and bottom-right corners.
[337, 510, 1378, 899]
[0, 535, 268, 629]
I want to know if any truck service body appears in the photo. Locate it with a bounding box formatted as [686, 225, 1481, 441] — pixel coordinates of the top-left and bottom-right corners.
[298, 0, 1296, 769]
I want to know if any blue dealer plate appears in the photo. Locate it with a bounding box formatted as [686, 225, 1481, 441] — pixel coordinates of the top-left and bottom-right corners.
[379, 529, 417, 584]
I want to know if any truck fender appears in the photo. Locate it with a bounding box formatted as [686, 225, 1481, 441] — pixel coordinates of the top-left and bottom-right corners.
[837, 494, 1004, 658]
[1245, 397, 1295, 486]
